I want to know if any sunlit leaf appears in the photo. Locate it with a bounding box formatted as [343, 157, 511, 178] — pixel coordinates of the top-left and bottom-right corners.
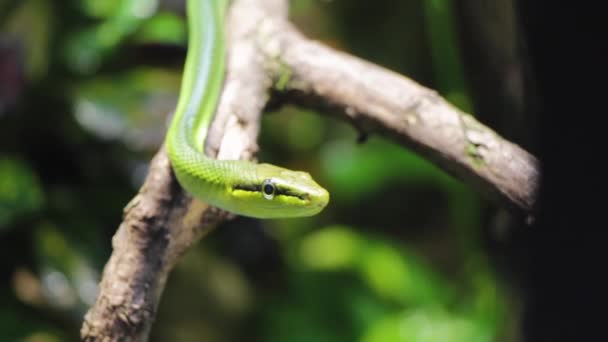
[466, 263, 508, 330]
[299, 225, 361, 270]
[297, 226, 451, 306]
[64, 0, 159, 74]
[358, 244, 413, 302]
[362, 308, 493, 342]
[135, 12, 186, 44]
[80, 0, 122, 19]
[358, 243, 448, 305]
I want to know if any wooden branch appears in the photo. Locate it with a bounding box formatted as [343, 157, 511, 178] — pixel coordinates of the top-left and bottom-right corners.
[258, 19, 539, 218]
[80, 0, 282, 340]
[81, 0, 541, 340]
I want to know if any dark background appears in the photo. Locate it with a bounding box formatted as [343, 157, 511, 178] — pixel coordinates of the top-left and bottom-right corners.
[517, 1, 605, 341]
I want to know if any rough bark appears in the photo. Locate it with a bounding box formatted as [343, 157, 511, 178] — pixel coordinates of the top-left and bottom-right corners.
[81, 0, 540, 340]
[258, 19, 539, 218]
[80, 0, 282, 340]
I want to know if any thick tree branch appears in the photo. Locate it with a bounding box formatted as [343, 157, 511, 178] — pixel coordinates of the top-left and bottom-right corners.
[81, 0, 540, 340]
[258, 18, 539, 217]
[80, 0, 281, 340]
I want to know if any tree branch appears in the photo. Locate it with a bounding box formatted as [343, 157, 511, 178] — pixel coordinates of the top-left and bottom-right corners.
[258, 18, 539, 218]
[81, 0, 540, 340]
[80, 0, 282, 340]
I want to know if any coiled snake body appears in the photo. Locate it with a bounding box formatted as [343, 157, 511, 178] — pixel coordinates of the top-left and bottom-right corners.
[166, 0, 329, 218]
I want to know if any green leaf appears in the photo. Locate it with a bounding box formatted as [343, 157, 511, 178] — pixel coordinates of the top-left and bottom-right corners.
[362, 308, 493, 342]
[357, 242, 449, 306]
[80, 0, 123, 19]
[33, 223, 100, 314]
[0, 306, 65, 341]
[320, 137, 459, 202]
[134, 12, 186, 45]
[73, 67, 180, 150]
[0, 157, 44, 230]
[1, 0, 52, 80]
[64, 0, 159, 74]
[299, 225, 362, 270]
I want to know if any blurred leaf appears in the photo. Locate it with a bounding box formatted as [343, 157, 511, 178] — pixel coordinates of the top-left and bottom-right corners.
[13, 267, 45, 307]
[466, 264, 507, 331]
[0, 305, 66, 342]
[423, 0, 466, 95]
[62, 27, 104, 75]
[0, 157, 44, 230]
[347, 289, 393, 332]
[290, 0, 314, 13]
[286, 109, 326, 152]
[357, 242, 449, 306]
[35, 223, 71, 270]
[80, 0, 122, 19]
[73, 67, 179, 150]
[33, 223, 99, 315]
[299, 225, 362, 270]
[446, 91, 473, 114]
[260, 271, 363, 342]
[22, 332, 64, 342]
[1, 0, 52, 80]
[263, 305, 343, 342]
[64, 0, 159, 74]
[152, 247, 253, 342]
[135, 12, 186, 45]
[423, 0, 473, 113]
[261, 107, 329, 159]
[321, 137, 458, 203]
[362, 307, 493, 342]
[296, 226, 452, 310]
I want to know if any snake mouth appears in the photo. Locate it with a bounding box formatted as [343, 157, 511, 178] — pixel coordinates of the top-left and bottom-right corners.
[233, 184, 258, 192]
[281, 189, 309, 202]
[232, 184, 310, 202]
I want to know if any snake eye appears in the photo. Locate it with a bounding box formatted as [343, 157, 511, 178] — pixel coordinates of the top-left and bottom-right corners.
[262, 179, 275, 200]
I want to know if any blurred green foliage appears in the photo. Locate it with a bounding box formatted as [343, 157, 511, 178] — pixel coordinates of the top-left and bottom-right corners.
[1, 0, 518, 341]
[0, 157, 44, 229]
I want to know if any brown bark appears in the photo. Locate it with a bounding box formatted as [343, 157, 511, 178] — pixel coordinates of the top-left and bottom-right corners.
[80, 0, 282, 340]
[258, 19, 539, 217]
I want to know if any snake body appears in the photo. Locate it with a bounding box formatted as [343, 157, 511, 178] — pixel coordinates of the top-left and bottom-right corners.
[166, 0, 329, 218]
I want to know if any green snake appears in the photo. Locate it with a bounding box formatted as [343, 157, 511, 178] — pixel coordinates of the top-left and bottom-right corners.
[166, 0, 329, 218]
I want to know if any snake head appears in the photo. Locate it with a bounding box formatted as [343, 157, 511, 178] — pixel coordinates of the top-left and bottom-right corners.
[230, 163, 329, 218]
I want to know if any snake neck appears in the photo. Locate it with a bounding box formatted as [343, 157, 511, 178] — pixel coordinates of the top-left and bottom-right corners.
[165, 0, 234, 204]
[170, 0, 226, 154]
[167, 133, 258, 203]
